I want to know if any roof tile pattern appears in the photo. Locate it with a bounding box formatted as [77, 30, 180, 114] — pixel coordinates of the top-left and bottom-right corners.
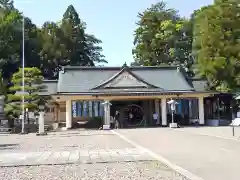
[53, 66, 195, 94]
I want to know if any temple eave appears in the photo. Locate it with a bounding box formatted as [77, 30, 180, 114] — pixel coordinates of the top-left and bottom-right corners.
[53, 90, 214, 96]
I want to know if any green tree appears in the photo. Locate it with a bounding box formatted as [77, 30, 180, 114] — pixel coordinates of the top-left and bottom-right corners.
[7, 67, 46, 117]
[192, 0, 240, 92]
[0, 9, 22, 80]
[132, 1, 193, 75]
[60, 5, 106, 66]
[38, 21, 68, 79]
[24, 17, 42, 68]
[37, 4, 107, 79]
[0, 0, 14, 10]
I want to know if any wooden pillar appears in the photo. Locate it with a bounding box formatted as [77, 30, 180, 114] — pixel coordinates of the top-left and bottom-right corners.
[189, 99, 192, 119]
[103, 100, 111, 130]
[155, 99, 160, 124]
[55, 104, 59, 123]
[198, 96, 205, 125]
[66, 100, 72, 129]
[161, 98, 167, 126]
[143, 100, 148, 126]
[149, 100, 153, 125]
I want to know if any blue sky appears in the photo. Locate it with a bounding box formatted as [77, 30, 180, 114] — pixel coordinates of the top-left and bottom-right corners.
[14, 0, 213, 66]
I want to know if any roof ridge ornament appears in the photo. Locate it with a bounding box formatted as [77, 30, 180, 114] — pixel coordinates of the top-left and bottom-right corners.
[176, 65, 180, 72]
[60, 66, 65, 74]
[122, 62, 128, 68]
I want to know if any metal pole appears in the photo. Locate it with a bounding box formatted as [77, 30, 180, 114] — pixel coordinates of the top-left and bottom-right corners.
[230, 103, 235, 137]
[232, 125, 235, 136]
[21, 16, 25, 134]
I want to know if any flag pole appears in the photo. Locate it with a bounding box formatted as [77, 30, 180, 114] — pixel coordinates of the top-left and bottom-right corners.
[21, 15, 25, 134]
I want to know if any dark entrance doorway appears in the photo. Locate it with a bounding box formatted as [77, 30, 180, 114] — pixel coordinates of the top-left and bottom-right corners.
[111, 100, 144, 127]
[121, 104, 144, 126]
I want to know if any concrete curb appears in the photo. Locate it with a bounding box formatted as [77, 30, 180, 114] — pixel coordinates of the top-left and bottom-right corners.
[111, 130, 204, 180]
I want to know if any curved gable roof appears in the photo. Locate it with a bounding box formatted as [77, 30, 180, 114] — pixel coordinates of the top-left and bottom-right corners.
[92, 66, 159, 89]
[56, 66, 195, 93]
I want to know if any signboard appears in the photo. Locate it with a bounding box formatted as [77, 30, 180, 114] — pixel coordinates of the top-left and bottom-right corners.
[72, 101, 77, 117]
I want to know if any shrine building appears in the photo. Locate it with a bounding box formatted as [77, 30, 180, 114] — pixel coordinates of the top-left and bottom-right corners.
[43, 64, 233, 128]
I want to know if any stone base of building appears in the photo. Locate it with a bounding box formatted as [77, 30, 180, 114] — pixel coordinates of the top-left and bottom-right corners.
[19, 131, 29, 135]
[36, 132, 48, 136]
[103, 124, 110, 130]
[61, 127, 72, 131]
[169, 123, 178, 128]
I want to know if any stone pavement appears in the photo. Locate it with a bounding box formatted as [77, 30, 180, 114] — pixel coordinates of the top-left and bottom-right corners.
[175, 126, 240, 140]
[0, 148, 154, 166]
[0, 129, 188, 180]
[115, 128, 240, 180]
[0, 130, 155, 166]
[0, 130, 135, 152]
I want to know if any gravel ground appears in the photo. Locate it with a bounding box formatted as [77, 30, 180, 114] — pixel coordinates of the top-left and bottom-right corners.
[0, 161, 188, 180]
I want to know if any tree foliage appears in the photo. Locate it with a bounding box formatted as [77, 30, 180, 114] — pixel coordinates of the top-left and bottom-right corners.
[132, 0, 240, 91]
[0, 9, 22, 79]
[60, 5, 106, 67]
[132, 1, 194, 75]
[7, 67, 45, 117]
[0, 0, 240, 105]
[0, 3, 107, 81]
[0, 2, 107, 117]
[0, 0, 14, 10]
[192, 0, 240, 92]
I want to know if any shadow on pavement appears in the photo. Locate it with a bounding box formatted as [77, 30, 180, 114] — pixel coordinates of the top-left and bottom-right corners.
[55, 134, 116, 138]
[0, 143, 19, 150]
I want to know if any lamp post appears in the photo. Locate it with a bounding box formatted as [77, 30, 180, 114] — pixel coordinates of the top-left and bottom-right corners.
[167, 99, 179, 128]
[36, 104, 47, 136]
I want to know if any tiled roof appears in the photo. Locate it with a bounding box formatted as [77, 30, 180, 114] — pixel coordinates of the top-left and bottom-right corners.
[40, 80, 58, 95]
[42, 65, 209, 95]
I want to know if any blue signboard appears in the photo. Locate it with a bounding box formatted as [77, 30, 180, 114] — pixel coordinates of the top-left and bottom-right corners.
[72, 101, 77, 117]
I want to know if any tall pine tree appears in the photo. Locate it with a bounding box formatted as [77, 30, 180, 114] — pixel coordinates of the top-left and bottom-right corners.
[61, 5, 106, 66]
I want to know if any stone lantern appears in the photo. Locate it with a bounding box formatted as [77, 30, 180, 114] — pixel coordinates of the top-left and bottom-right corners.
[167, 99, 179, 128]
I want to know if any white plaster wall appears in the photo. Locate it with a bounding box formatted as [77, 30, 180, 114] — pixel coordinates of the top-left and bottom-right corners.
[44, 113, 54, 125]
[58, 112, 66, 122]
[44, 112, 66, 124]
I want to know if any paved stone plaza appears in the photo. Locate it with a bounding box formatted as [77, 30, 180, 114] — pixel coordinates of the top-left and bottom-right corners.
[0, 130, 188, 180]
[0, 130, 134, 152]
[115, 127, 240, 180]
[0, 148, 154, 166]
[176, 126, 240, 140]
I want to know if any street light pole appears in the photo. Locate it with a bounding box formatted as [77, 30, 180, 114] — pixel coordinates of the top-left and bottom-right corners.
[21, 16, 25, 134]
